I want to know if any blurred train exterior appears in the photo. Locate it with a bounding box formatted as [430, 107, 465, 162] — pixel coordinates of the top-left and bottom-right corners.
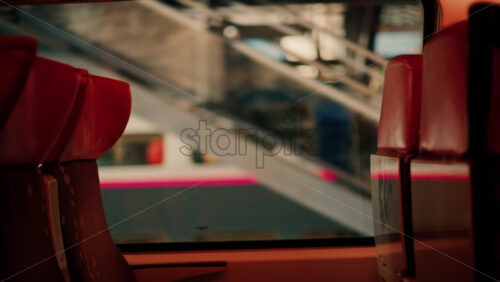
[98, 114, 357, 244]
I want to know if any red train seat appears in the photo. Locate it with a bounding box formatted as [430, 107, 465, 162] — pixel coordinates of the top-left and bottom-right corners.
[419, 21, 468, 156]
[371, 54, 423, 281]
[0, 38, 86, 282]
[0, 35, 134, 282]
[411, 19, 474, 282]
[411, 4, 500, 281]
[48, 74, 134, 282]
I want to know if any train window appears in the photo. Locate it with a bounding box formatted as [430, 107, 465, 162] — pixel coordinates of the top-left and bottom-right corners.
[98, 134, 164, 166]
[374, 5, 424, 58]
[0, 0, 423, 244]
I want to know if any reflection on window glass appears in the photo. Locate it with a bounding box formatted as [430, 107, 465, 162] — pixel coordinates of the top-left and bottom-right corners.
[374, 5, 423, 58]
[1, 0, 422, 244]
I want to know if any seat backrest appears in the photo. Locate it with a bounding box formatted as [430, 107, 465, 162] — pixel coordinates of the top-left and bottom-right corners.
[419, 21, 468, 156]
[49, 74, 134, 282]
[371, 54, 423, 281]
[420, 4, 500, 158]
[411, 4, 500, 281]
[0, 38, 84, 282]
[1, 35, 134, 282]
[411, 19, 475, 282]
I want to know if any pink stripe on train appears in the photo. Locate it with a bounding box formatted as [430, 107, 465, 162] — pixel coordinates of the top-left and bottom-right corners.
[371, 171, 469, 182]
[101, 168, 340, 189]
[100, 177, 260, 189]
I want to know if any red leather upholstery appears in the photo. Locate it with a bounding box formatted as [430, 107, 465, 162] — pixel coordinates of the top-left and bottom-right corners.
[0, 168, 68, 282]
[0, 56, 89, 165]
[60, 75, 131, 162]
[0, 36, 36, 129]
[0, 35, 133, 281]
[50, 74, 134, 281]
[378, 55, 423, 152]
[51, 161, 136, 282]
[372, 55, 423, 280]
[419, 21, 469, 156]
[0, 37, 71, 282]
[411, 6, 500, 280]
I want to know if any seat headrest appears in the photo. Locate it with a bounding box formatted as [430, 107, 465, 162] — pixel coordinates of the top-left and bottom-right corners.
[0, 36, 37, 130]
[378, 55, 423, 152]
[419, 21, 468, 156]
[59, 75, 131, 162]
[0, 35, 131, 165]
[0, 56, 89, 165]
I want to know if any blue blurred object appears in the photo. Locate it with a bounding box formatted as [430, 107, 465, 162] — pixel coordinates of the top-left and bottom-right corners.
[316, 102, 353, 173]
[243, 38, 287, 61]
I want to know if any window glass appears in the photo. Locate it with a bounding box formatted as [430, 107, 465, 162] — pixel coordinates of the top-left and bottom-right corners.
[98, 134, 164, 166]
[0, 0, 423, 244]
